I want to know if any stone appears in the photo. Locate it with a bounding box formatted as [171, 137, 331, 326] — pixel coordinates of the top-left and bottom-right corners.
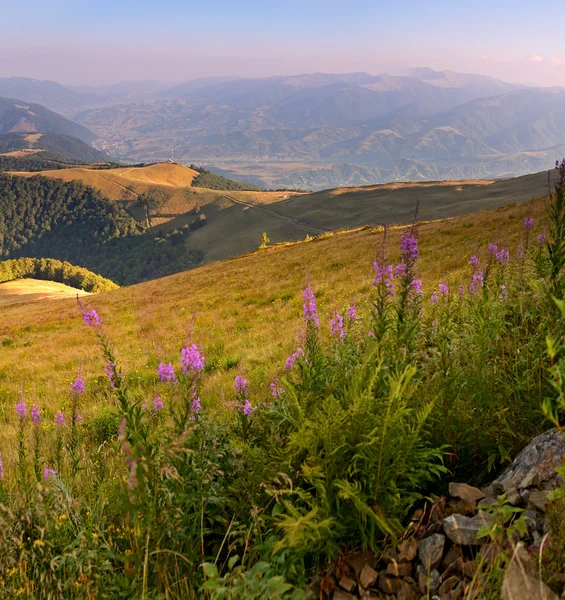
[442, 557, 463, 581]
[461, 559, 477, 578]
[441, 544, 462, 569]
[443, 514, 484, 545]
[449, 580, 466, 600]
[417, 568, 440, 595]
[346, 551, 375, 577]
[397, 580, 419, 600]
[333, 589, 356, 600]
[339, 576, 357, 593]
[418, 533, 446, 570]
[378, 573, 403, 595]
[358, 564, 378, 589]
[385, 561, 412, 578]
[493, 429, 565, 494]
[501, 543, 558, 600]
[321, 574, 336, 596]
[528, 490, 549, 512]
[398, 539, 418, 562]
[448, 482, 486, 502]
[439, 575, 459, 596]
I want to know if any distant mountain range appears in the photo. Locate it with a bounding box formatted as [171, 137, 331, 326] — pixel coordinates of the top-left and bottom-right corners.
[2, 70, 565, 189]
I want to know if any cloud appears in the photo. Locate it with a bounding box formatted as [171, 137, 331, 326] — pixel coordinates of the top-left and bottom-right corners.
[527, 54, 542, 63]
[548, 57, 564, 66]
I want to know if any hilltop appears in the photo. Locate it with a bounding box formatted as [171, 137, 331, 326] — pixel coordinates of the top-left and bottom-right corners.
[0, 278, 89, 308]
[5, 162, 556, 273]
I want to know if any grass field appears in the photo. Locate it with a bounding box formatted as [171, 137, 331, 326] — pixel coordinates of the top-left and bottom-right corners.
[0, 193, 545, 439]
[0, 278, 88, 308]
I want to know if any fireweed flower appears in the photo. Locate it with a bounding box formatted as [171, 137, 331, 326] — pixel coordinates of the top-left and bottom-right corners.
[270, 382, 283, 399]
[373, 263, 394, 295]
[234, 375, 249, 398]
[430, 294, 439, 304]
[180, 343, 205, 375]
[538, 231, 547, 245]
[496, 248, 510, 265]
[347, 304, 357, 321]
[157, 362, 177, 384]
[469, 272, 484, 294]
[190, 396, 202, 416]
[71, 376, 85, 395]
[329, 311, 346, 341]
[516, 244, 524, 259]
[400, 232, 419, 265]
[16, 402, 27, 421]
[410, 279, 423, 296]
[55, 412, 65, 425]
[469, 255, 479, 267]
[153, 396, 164, 412]
[104, 363, 119, 388]
[395, 263, 407, 278]
[439, 283, 449, 297]
[75, 413, 83, 424]
[242, 399, 254, 417]
[488, 243, 498, 257]
[499, 284, 508, 300]
[30, 404, 41, 425]
[458, 285, 465, 298]
[82, 309, 102, 328]
[43, 468, 58, 481]
[302, 284, 319, 327]
[524, 217, 534, 230]
[285, 347, 304, 371]
[0, 454, 4, 479]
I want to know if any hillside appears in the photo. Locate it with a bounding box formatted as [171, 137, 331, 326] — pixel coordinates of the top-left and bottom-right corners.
[0, 96, 96, 143]
[0, 278, 89, 308]
[0, 132, 110, 170]
[7, 162, 556, 270]
[0, 192, 545, 401]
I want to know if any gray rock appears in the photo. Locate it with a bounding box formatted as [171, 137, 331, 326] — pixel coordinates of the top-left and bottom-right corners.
[333, 589, 357, 600]
[501, 543, 558, 600]
[528, 490, 549, 512]
[493, 429, 565, 494]
[417, 533, 445, 570]
[443, 514, 485, 545]
[448, 482, 486, 502]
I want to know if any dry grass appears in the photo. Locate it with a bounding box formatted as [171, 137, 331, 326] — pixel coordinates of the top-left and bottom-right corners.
[0, 195, 545, 450]
[0, 279, 89, 308]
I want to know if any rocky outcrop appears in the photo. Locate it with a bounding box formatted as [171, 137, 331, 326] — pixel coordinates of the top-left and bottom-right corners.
[326, 429, 565, 600]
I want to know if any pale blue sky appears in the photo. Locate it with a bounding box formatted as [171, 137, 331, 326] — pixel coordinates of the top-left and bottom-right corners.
[2, 0, 564, 85]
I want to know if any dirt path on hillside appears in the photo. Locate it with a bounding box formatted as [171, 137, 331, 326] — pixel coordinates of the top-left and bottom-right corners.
[223, 194, 328, 234]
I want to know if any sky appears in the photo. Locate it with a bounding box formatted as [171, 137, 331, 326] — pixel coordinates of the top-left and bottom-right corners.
[3, 0, 565, 85]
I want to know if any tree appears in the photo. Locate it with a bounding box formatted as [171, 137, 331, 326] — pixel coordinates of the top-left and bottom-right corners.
[259, 232, 270, 249]
[136, 188, 167, 228]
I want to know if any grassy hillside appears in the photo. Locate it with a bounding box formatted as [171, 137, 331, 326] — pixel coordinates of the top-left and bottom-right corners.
[6, 162, 556, 270]
[0, 193, 545, 402]
[0, 278, 89, 308]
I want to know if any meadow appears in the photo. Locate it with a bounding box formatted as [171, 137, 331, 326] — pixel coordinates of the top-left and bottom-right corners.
[0, 164, 564, 598]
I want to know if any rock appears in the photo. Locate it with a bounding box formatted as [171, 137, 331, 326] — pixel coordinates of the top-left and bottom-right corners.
[449, 580, 466, 600]
[385, 560, 412, 578]
[397, 580, 419, 600]
[461, 559, 477, 578]
[448, 482, 486, 502]
[442, 557, 463, 581]
[441, 544, 462, 569]
[321, 574, 336, 597]
[398, 539, 418, 562]
[439, 575, 459, 596]
[528, 490, 549, 512]
[333, 589, 356, 600]
[493, 429, 565, 495]
[501, 543, 558, 600]
[345, 551, 375, 577]
[378, 573, 403, 595]
[443, 514, 485, 545]
[418, 533, 445, 570]
[417, 568, 440, 595]
[339, 576, 357, 593]
[358, 564, 378, 589]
